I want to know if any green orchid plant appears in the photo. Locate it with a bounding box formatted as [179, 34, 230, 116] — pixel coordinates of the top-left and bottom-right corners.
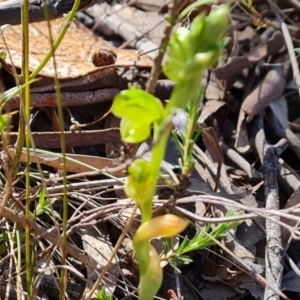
[112, 4, 229, 300]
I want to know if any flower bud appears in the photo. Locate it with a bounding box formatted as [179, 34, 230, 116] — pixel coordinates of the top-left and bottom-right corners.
[190, 4, 229, 53]
[163, 27, 192, 82]
[205, 4, 229, 41]
[134, 214, 188, 243]
[194, 46, 221, 68]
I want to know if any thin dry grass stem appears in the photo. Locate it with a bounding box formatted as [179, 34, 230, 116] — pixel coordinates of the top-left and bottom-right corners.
[146, 0, 181, 94]
[1, 206, 99, 270]
[67, 199, 134, 235]
[5, 256, 15, 300]
[267, 0, 300, 99]
[287, 0, 300, 10]
[29, 178, 122, 195]
[66, 107, 112, 129]
[67, 202, 132, 225]
[5, 222, 22, 300]
[15, 230, 24, 300]
[284, 218, 300, 250]
[158, 196, 300, 240]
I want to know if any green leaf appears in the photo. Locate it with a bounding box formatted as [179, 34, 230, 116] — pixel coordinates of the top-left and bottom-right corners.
[1, 79, 37, 105]
[38, 189, 47, 207]
[35, 189, 49, 216]
[0, 113, 8, 131]
[0, 232, 8, 241]
[0, 51, 6, 60]
[168, 28, 192, 62]
[295, 48, 300, 55]
[95, 289, 116, 300]
[194, 47, 221, 68]
[112, 88, 164, 143]
[35, 190, 60, 218]
[204, 4, 229, 41]
[164, 4, 229, 84]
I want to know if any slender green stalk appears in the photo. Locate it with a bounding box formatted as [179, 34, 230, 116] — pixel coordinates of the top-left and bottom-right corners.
[181, 87, 203, 175]
[40, 3, 78, 298]
[40, 1, 83, 297]
[20, 0, 33, 297]
[144, 123, 172, 222]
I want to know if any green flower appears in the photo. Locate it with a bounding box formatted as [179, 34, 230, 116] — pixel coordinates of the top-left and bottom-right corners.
[112, 88, 164, 143]
[124, 159, 156, 204]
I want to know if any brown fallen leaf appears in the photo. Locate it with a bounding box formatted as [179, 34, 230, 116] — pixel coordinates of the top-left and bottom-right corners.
[0, 17, 152, 80]
[6, 88, 121, 109]
[241, 54, 289, 122]
[202, 127, 232, 193]
[234, 110, 252, 153]
[81, 225, 119, 297]
[6, 147, 125, 176]
[4, 128, 121, 148]
[198, 100, 227, 126]
[214, 31, 285, 81]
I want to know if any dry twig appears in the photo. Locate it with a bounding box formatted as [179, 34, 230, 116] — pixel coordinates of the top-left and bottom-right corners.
[252, 115, 287, 300]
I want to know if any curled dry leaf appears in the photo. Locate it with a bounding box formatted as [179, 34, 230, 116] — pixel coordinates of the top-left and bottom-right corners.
[241, 54, 288, 122]
[202, 127, 233, 193]
[235, 110, 252, 153]
[198, 100, 227, 126]
[214, 31, 286, 81]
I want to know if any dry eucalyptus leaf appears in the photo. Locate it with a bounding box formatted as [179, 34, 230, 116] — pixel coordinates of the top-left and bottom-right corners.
[0, 17, 152, 81]
[198, 100, 227, 126]
[241, 55, 288, 122]
[235, 110, 252, 153]
[7, 147, 124, 176]
[202, 127, 233, 193]
[214, 31, 285, 81]
[81, 225, 119, 297]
